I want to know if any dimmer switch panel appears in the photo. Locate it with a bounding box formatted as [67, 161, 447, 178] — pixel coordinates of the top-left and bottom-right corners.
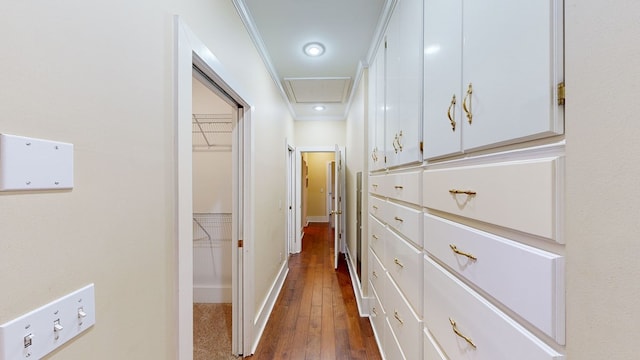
[0, 133, 74, 191]
[0, 284, 95, 360]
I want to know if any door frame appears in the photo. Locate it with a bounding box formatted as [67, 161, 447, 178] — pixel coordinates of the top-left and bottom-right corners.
[175, 16, 255, 358]
[293, 146, 345, 254]
[286, 142, 296, 255]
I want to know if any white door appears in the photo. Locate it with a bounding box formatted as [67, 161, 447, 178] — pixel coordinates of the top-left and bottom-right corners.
[332, 145, 344, 269]
[423, 0, 463, 160]
[462, 0, 564, 151]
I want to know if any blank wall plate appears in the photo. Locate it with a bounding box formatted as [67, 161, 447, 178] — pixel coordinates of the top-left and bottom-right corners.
[0, 284, 95, 360]
[0, 134, 74, 191]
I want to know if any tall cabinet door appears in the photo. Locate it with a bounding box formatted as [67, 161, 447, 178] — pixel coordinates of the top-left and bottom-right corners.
[368, 47, 386, 171]
[423, 0, 463, 160]
[385, 0, 424, 168]
[461, 0, 564, 151]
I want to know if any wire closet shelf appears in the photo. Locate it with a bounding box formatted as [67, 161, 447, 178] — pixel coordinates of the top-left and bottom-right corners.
[193, 213, 232, 247]
[192, 113, 233, 152]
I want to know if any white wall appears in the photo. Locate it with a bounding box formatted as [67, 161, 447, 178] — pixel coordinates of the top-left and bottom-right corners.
[0, 1, 293, 359]
[294, 120, 347, 146]
[345, 72, 367, 284]
[565, 1, 640, 358]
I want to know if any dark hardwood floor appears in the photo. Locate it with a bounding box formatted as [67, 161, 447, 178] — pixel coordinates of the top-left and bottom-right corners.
[249, 222, 381, 360]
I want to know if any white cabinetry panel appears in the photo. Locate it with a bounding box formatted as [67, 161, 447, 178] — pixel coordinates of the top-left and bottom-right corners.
[462, 0, 564, 151]
[424, 257, 564, 360]
[423, 157, 562, 241]
[423, 0, 463, 160]
[383, 171, 422, 206]
[385, 272, 422, 360]
[369, 48, 386, 171]
[424, 214, 565, 343]
[423, 0, 563, 159]
[386, 229, 423, 316]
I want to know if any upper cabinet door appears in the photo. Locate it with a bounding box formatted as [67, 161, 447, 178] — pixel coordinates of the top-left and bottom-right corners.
[461, 0, 564, 151]
[386, 0, 424, 168]
[423, 0, 463, 160]
[369, 47, 386, 171]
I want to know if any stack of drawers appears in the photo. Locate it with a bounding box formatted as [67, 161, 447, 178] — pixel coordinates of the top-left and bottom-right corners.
[422, 153, 565, 359]
[368, 170, 423, 359]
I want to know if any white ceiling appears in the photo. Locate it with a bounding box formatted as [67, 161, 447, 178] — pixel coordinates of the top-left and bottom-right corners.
[235, 0, 390, 121]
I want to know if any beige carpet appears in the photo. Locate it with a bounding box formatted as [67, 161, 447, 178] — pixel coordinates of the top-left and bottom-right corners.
[193, 303, 239, 360]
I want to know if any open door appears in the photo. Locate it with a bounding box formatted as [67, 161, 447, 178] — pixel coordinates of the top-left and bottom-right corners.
[332, 145, 344, 269]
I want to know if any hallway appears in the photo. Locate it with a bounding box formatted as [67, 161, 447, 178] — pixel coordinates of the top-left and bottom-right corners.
[250, 223, 381, 359]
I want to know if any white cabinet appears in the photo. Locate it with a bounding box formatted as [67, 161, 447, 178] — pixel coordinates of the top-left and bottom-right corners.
[369, 47, 386, 171]
[369, 0, 424, 169]
[423, 0, 564, 160]
[424, 257, 564, 360]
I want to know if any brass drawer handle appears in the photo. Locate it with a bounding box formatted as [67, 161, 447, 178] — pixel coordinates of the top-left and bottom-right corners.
[449, 189, 476, 195]
[394, 216, 404, 222]
[372, 270, 378, 278]
[449, 318, 476, 349]
[372, 184, 378, 188]
[372, 205, 379, 210]
[394, 185, 404, 189]
[447, 94, 457, 131]
[394, 311, 404, 325]
[394, 258, 404, 268]
[372, 307, 378, 316]
[450, 244, 477, 261]
[462, 83, 473, 124]
[372, 234, 379, 240]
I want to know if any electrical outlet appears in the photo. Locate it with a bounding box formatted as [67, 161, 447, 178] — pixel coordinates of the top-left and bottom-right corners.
[0, 284, 95, 360]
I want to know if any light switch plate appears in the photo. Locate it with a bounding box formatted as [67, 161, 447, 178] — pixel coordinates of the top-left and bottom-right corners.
[0, 284, 95, 360]
[0, 133, 74, 191]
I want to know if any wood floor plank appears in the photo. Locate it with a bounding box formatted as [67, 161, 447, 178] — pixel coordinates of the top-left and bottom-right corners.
[250, 223, 381, 360]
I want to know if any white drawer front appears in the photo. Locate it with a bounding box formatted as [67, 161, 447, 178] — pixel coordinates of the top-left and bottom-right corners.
[386, 272, 422, 360]
[423, 157, 562, 241]
[384, 171, 422, 206]
[424, 257, 564, 360]
[369, 248, 386, 306]
[424, 328, 447, 360]
[386, 201, 422, 246]
[385, 318, 406, 360]
[424, 214, 565, 344]
[369, 285, 386, 348]
[369, 215, 386, 259]
[369, 174, 387, 196]
[369, 196, 388, 222]
[386, 229, 423, 316]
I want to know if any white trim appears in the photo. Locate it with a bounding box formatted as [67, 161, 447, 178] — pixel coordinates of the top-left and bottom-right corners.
[307, 216, 329, 223]
[251, 261, 289, 353]
[175, 16, 255, 358]
[231, 0, 296, 119]
[345, 248, 367, 317]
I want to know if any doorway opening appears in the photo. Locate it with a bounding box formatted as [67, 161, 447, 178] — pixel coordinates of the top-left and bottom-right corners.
[176, 17, 254, 359]
[191, 74, 235, 359]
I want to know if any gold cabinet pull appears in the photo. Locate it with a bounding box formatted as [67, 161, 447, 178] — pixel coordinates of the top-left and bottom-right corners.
[447, 94, 457, 131]
[372, 205, 378, 210]
[393, 131, 404, 154]
[372, 184, 378, 188]
[449, 189, 476, 195]
[449, 318, 476, 349]
[449, 244, 477, 261]
[394, 311, 404, 325]
[394, 185, 404, 189]
[372, 270, 378, 278]
[394, 258, 404, 268]
[372, 307, 378, 316]
[394, 216, 404, 222]
[462, 83, 473, 124]
[371, 147, 379, 162]
[372, 234, 379, 240]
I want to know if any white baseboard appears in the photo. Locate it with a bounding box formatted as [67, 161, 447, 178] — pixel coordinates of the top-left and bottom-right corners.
[345, 248, 367, 317]
[251, 260, 289, 354]
[306, 216, 328, 223]
[193, 284, 232, 303]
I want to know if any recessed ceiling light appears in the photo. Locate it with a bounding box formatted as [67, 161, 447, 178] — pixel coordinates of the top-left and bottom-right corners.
[313, 105, 326, 111]
[304, 42, 325, 57]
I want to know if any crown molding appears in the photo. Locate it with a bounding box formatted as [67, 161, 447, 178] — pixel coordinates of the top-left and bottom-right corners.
[232, 0, 297, 119]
